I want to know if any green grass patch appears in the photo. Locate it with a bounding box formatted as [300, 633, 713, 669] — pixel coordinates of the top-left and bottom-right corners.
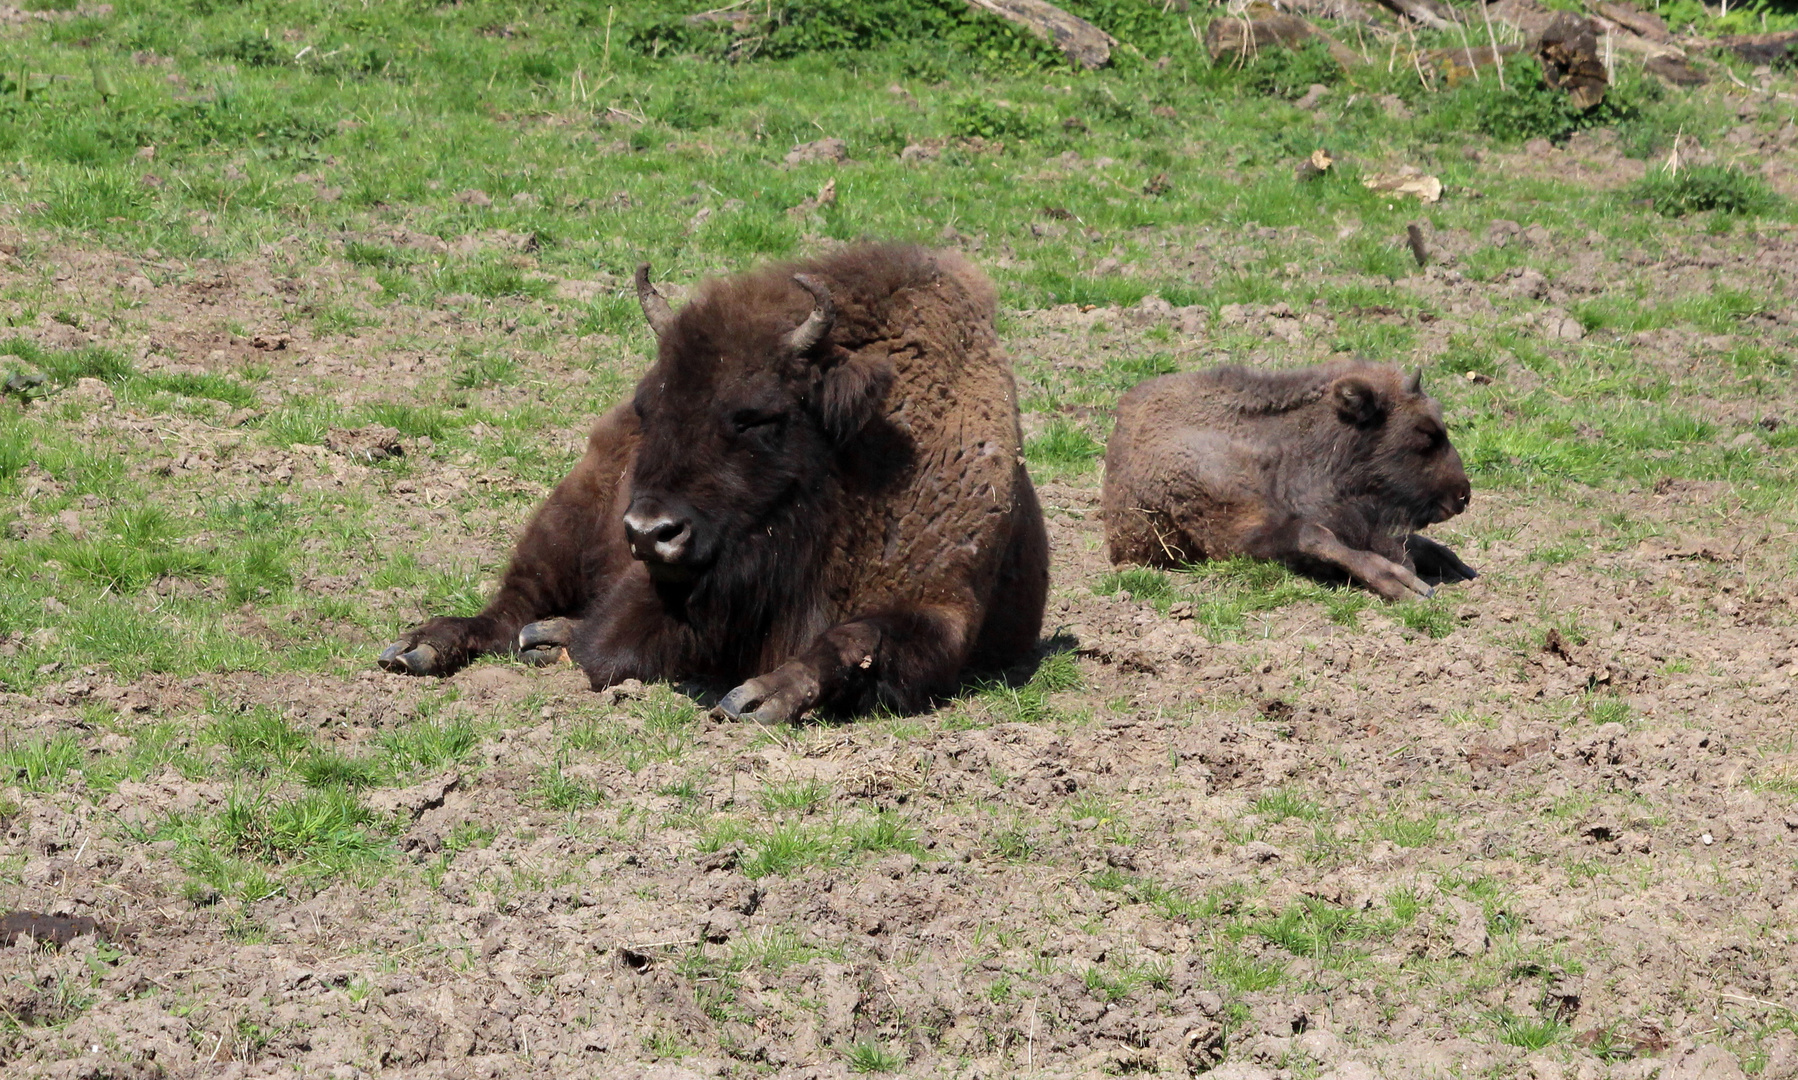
[1629, 164, 1781, 218]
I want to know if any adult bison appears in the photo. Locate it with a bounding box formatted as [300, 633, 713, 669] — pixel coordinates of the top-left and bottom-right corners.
[1101, 361, 1475, 599]
[379, 244, 1048, 722]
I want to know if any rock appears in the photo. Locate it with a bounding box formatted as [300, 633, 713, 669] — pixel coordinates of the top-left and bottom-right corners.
[1295, 83, 1329, 110]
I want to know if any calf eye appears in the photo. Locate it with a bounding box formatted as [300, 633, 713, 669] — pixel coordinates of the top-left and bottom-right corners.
[732, 410, 785, 435]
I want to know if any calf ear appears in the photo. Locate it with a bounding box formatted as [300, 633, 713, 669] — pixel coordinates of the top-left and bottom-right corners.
[819, 352, 895, 444]
[1331, 376, 1388, 428]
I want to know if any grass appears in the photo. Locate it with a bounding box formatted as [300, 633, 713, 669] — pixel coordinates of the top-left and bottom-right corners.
[0, 0, 1793, 1069]
[843, 1040, 906, 1073]
[698, 810, 923, 878]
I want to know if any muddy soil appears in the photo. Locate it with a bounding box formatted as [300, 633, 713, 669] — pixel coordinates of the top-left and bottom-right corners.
[3, 218, 1798, 1080]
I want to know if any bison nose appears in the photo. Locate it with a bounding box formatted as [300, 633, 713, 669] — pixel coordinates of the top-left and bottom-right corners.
[624, 506, 693, 564]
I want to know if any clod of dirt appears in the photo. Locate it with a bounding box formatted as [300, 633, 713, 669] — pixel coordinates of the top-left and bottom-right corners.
[0, 910, 100, 948]
[784, 137, 850, 166]
[324, 425, 404, 463]
[1507, 267, 1550, 300]
[899, 140, 943, 165]
[1294, 83, 1329, 111]
[1662, 1043, 1751, 1080]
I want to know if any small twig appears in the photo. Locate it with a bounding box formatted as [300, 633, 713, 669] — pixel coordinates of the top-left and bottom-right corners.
[1482, 0, 1507, 91]
[1460, 27, 1482, 82]
[1721, 992, 1796, 1014]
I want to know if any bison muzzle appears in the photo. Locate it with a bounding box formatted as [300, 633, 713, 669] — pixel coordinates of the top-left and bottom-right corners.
[379, 244, 1048, 723]
[1101, 360, 1474, 600]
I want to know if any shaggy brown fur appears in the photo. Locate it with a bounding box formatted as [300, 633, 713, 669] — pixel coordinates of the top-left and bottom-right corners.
[1102, 361, 1474, 600]
[380, 244, 1048, 722]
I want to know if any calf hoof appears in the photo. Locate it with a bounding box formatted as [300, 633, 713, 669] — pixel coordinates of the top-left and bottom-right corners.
[379, 641, 442, 676]
[517, 618, 574, 667]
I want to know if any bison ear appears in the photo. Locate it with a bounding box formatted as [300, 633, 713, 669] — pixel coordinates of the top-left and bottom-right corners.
[1331, 376, 1388, 428]
[818, 352, 895, 444]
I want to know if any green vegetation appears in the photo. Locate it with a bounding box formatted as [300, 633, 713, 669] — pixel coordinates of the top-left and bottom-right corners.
[1630, 164, 1782, 218]
[0, 1, 1792, 1069]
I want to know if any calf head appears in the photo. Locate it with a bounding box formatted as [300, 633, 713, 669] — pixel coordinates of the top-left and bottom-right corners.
[1330, 367, 1472, 529]
[624, 263, 894, 591]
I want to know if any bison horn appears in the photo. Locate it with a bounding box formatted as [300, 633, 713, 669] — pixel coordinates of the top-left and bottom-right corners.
[1405, 368, 1424, 395]
[783, 274, 836, 356]
[634, 263, 675, 338]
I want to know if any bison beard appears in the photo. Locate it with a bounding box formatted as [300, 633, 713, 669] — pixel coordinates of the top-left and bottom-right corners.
[1101, 360, 1475, 601]
[379, 244, 1048, 723]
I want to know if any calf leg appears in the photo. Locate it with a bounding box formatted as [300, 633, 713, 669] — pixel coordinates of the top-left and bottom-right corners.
[1405, 533, 1478, 583]
[716, 606, 969, 724]
[1245, 517, 1433, 601]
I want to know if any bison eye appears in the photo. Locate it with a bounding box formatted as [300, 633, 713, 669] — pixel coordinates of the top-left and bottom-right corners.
[731, 410, 785, 435]
[1417, 427, 1446, 452]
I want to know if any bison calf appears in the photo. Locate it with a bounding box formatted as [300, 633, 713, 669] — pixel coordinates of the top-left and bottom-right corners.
[380, 244, 1048, 722]
[1102, 361, 1474, 599]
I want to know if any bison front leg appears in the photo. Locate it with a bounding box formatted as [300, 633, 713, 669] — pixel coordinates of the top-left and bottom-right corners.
[716, 607, 967, 724]
[1248, 518, 1433, 601]
[380, 442, 631, 676]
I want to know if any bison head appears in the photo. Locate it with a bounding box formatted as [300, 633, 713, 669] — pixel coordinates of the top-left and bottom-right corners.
[621, 263, 894, 588]
[1331, 367, 1471, 529]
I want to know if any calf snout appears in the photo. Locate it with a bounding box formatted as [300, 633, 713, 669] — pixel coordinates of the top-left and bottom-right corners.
[624, 499, 695, 567]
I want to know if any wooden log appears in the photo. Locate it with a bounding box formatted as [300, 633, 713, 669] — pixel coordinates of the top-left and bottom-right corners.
[1204, 14, 1363, 68]
[1375, 0, 1456, 31]
[965, 0, 1119, 70]
[1714, 29, 1798, 67]
[1593, 1, 1671, 43]
[1424, 43, 1522, 83]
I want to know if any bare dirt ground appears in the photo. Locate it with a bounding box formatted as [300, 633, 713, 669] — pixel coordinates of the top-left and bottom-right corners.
[4, 209, 1798, 1080]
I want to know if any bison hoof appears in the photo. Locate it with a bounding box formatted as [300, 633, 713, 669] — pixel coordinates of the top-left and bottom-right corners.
[379, 641, 443, 676]
[517, 618, 574, 667]
[712, 678, 799, 724]
[715, 680, 769, 721]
